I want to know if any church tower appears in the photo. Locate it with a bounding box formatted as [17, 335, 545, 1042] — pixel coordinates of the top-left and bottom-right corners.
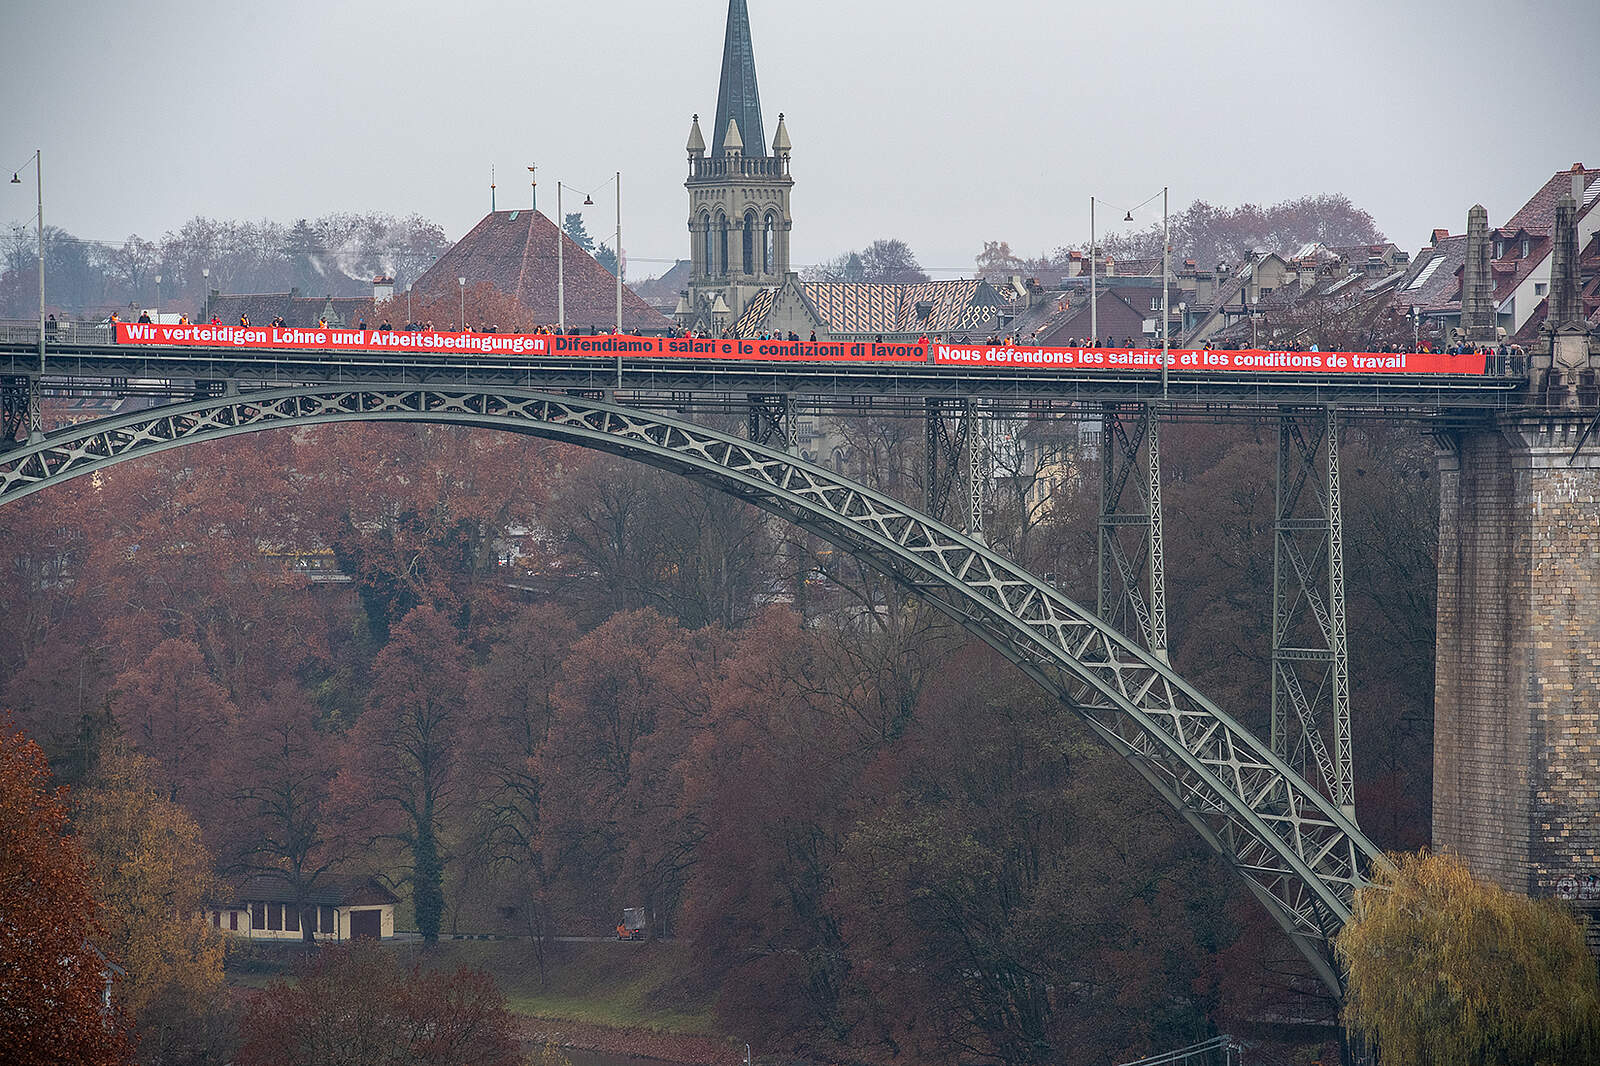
[679, 0, 793, 335]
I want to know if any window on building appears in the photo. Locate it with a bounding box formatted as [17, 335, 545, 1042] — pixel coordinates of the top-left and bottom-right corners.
[1535, 282, 1548, 297]
[1521, 238, 1531, 258]
[230, 911, 239, 932]
[320, 906, 335, 934]
[251, 903, 265, 931]
[286, 906, 299, 933]
[742, 211, 757, 276]
[267, 903, 283, 931]
[212, 911, 220, 929]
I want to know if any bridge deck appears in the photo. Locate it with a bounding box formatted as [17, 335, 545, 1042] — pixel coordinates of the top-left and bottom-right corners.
[1, 336, 1525, 423]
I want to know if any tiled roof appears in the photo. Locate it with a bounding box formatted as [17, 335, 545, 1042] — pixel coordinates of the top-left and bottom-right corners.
[414, 211, 670, 332]
[738, 278, 1010, 337]
[733, 287, 777, 334]
[1501, 167, 1599, 237]
[215, 875, 399, 908]
[1390, 236, 1466, 313]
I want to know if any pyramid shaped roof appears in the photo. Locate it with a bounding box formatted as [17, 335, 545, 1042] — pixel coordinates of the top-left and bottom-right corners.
[414, 211, 670, 332]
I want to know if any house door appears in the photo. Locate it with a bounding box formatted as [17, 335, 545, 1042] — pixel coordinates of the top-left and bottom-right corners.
[350, 910, 382, 940]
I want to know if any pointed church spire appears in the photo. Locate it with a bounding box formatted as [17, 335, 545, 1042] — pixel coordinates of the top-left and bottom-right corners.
[711, 0, 765, 158]
[687, 114, 706, 156]
[771, 112, 790, 155]
[723, 116, 743, 156]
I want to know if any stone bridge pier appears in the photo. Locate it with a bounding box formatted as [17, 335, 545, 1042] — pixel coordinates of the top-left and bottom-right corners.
[1435, 188, 1599, 953]
[1434, 417, 1600, 953]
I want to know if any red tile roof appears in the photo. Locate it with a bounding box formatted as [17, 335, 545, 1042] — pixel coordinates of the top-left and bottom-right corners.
[1500, 166, 1599, 238]
[414, 211, 669, 332]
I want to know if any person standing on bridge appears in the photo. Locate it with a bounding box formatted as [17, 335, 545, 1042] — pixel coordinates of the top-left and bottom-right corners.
[239, 314, 250, 328]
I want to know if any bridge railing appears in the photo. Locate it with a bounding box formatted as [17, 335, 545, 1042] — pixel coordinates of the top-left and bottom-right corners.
[0, 320, 114, 348]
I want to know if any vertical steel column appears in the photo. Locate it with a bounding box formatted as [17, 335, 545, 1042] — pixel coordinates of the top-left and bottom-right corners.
[966, 399, 985, 540]
[1270, 407, 1353, 818]
[1325, 409, 1352, 818]
[1096, 403, 1167, 659]
[1145, 407, 1168, 662]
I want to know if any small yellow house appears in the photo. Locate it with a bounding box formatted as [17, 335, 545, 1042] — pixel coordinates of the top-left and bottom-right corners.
[207, 876, 399, 942]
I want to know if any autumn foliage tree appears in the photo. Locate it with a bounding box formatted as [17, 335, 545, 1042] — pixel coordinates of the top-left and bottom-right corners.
[1336, 851, 1600, 1066]
[238, 941, 523, 1066]
[75, 744, 226, 1024]
[0, 717, 129, 1065]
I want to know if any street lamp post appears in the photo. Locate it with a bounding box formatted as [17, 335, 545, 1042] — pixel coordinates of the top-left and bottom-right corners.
[202, 268, 211, 324]
[615, 171, 623, 334]
[154, 274, 162, 315]
[557, 182, 566, 331]
[1089, 196, 1096, 346]
[458, 277, 467, 332]
[1162, 186, 1170, 399]
[1411, 305, 1421, 351]
[10, 150, 44, 376]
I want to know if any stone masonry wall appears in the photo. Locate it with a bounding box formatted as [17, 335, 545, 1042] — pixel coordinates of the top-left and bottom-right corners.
[1435, 417, 1600, 946]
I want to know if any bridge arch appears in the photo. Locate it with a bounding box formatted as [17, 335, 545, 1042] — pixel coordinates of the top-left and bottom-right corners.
[0, 385, 1384, 993]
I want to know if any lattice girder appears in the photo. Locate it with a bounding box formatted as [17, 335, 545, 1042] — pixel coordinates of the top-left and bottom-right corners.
[0, 386, 1386, 994]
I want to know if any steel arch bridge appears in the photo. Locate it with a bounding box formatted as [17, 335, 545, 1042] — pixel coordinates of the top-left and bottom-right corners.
[0, 384, 1385, 993]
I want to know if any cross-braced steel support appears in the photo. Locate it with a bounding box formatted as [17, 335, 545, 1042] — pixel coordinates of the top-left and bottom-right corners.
[1, 377, 29, 447]
[746, 393, 798, 454]
[1097, 403, 1169, 662]
[1271, 407, 1354, 819]
[924, 398, 969, 525]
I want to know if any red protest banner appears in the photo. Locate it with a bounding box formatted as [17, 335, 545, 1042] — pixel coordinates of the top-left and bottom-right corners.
[113, 324, 1490, 376]
[114, 325, 928, 364]
[929, 342, 1488, 375]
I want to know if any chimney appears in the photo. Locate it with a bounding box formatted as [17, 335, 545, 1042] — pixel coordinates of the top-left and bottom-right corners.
[373, 275, 395, 303]
[1432, 228, 1450, 246]
[1462, 205, 1496, 343]
[1548, 195, 1580, 329]
[1573, 163, 1587, 206]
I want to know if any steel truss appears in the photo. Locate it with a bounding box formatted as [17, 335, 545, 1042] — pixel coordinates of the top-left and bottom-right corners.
[1271, 408, 1354, 819]
[924, 398, 985, 537]
[0, 385, 1383, 993]
[1, 376, 29, 445]
[746, 392, 798, 453]
[1097, 404, 1168, 661]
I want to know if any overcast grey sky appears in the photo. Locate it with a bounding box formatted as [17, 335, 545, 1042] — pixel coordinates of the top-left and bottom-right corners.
[4, 0, 1597, 280]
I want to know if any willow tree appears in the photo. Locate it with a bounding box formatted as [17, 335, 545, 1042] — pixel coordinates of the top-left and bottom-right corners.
[1336, 851, 1600, 1065]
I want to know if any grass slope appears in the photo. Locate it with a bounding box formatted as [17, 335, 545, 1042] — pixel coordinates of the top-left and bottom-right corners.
[421, 941, 717, 1035]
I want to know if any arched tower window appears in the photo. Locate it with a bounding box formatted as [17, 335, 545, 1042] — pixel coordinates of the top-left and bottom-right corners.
[742, 210, 757, 276]
[700, 212, 713, 276]
[763, 213, 777, 275]
[715, 213, 729, 276]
